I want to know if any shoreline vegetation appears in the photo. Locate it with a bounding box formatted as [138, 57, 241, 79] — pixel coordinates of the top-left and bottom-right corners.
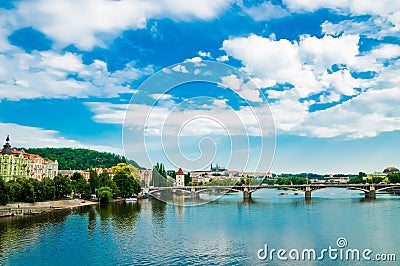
[0, 199, 99, 218]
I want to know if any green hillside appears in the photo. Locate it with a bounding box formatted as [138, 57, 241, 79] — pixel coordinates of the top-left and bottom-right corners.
[17, 147, 143, 170]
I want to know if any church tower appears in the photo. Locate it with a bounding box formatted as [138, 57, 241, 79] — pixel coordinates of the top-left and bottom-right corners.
[176, 168, 185, 187]
[2, 135, 12, 155]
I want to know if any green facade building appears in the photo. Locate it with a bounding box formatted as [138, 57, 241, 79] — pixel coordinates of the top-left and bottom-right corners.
[0, 136, 31, 181]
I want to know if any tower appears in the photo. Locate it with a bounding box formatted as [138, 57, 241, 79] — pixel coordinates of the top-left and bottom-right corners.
[176, 168, 185, 187]
[2, 135, 12, 155]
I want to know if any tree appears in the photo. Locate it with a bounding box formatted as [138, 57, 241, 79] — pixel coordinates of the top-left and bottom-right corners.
[0, 178, 8, 205]
[112, 163, 141, 197]
[54, 174, 72, 199]
[389, 173, 400, 184]
[17, 147, 142, 170]
[99, 170, 112, 188]
[152, 163, 167, 187]
[89, 168, 99, 194]
[71, 172, 84, 182]
[74, 179, 91, 199]
[348, 177, 366, 184]
[20, 179, 35, 203]
[184, 172, 191, 186]
[358, 172, 367, 179]
[97, 186, 113, 203]
[42, 177, 56, 200]
[8, 180, 22, 202]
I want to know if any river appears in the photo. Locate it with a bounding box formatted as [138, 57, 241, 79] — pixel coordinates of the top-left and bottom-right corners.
[0, 188, 399, 265]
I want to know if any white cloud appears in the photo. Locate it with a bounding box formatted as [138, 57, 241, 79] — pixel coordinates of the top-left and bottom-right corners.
[299, 87, 400, 139]
[222, 32, 400, 138]
[0, 122, 123, 154]
[150, 94, 174, 100]
[219, 74, 262, 102]
[284, 0, 400, 39]
[243, 2, 290, 21]
[216, 55, 229, 62]
[12, 0, 233, 49]
[86, 100, 275, 137]
[222, 34, 362, 99]
[172, 64, 189, 73]
[198, 51, 211, 58]
[0, 49, 149, 101]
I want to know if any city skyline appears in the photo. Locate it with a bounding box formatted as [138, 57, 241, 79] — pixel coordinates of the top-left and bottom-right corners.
[0, 1, 399, 174]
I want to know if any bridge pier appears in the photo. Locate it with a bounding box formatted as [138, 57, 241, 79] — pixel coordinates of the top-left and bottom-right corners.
[191, 189, 199, 198]
[365, 190, 376, 199]
[243, 187, 252, 200]
[365, 185, 376, 199]
[305, 186, 312, 200]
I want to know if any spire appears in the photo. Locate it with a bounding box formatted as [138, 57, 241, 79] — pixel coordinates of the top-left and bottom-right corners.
[2, 135, 12, 155]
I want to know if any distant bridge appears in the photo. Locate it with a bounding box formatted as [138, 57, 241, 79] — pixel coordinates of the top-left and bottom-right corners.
[147, 183, 400, 200]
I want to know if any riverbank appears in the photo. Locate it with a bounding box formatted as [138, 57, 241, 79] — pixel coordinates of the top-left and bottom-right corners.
[0, 199, 99, 217]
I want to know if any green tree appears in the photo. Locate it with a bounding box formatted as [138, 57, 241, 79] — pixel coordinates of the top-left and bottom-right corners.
[358, 172, 367, 179]
[29, 178, 43, 201]
[112, 163, 141, 197]
[184, 172, 191, 185]
[54, 175, 72, 199]
[389, 173, 400, 183]
[20, 179, 35, 203]
[89, 168, 99, 194]
[99, 170, 112, 187]
[97, 186, 113, 203]
[348, 177, 366, 184]
[42, 177, 56, 200]
[8, 180, 22, 202]
[71, 172, 84, 182]
[0, 178, 8, 205]
[152, 163, 167, 187]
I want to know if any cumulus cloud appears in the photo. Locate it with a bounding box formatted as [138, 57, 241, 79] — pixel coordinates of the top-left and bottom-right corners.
[12, 0, 233, 49]
[242, 1, 290, 21]
[299, 87, 400, 139]
[85, 100, 275, 137]
[222, 32, 400, 138]
[0, 122, 123, 154]
[0, 49, 150, 101]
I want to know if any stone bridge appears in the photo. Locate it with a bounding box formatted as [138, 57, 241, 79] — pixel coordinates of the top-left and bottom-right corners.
[147, 183, 400, 200]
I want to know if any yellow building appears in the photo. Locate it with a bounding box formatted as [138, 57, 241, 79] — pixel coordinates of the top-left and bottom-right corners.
[0, 136, 31, 181]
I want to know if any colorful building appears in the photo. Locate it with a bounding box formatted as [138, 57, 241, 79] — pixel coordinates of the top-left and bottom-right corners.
[175, 168, 185, 187]
[0, 136, 31, 181]
[0, 136, 58, 181]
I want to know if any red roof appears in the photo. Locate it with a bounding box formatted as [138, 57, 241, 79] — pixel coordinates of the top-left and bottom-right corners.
[176, 168, 184, 175]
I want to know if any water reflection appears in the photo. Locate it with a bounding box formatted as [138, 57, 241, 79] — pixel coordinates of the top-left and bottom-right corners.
[151, 198, 166, 227]
[0, 191, 399, 265]
[0, 210, 70, 265]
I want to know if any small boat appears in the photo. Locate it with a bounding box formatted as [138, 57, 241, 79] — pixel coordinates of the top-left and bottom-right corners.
[125, 197, 137, 202]
[278, 192, 285, 196]
[294, 192, 299, 196]
[13, 213, 24, 216]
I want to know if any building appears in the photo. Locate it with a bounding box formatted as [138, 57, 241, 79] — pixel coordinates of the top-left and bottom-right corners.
[175, 168, 185, 187]
[138, 169, 152, 187]
[0, 136, 58, 181]
[44, 160, 59, 179]
[383, 166, 399, 175]
[0, 136, 31, 181]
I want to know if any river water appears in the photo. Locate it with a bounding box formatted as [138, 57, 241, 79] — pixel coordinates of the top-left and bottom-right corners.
[0, 188, 399, 265]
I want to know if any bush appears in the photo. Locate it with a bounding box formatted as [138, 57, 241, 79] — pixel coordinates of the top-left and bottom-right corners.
[97, 186, 113, 203]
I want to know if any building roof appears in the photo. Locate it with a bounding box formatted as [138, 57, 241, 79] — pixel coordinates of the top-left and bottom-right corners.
[176, 168, 184, 175]
[383, 166, 399, 174]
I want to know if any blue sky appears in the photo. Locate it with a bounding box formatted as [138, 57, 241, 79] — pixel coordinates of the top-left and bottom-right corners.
[0, 0, 399, 174]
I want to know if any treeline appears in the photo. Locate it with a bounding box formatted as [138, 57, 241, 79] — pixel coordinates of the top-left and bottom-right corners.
[0, 163, 141, 205]
[16, 147, 143, 170]
[348, 172, 400, 184]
